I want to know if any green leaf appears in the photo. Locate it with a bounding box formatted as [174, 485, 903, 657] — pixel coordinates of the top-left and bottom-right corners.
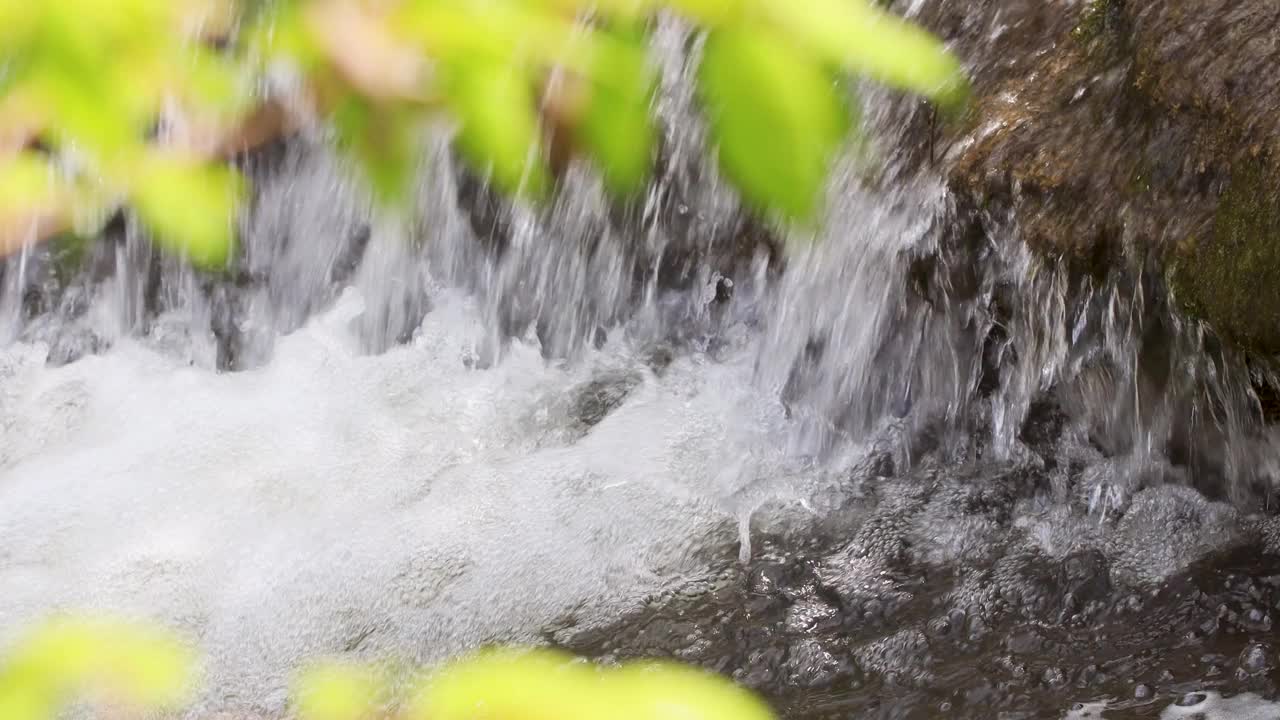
[406, 649, 778, 720]
[32, 66, 141, 162]
[524, 0, 658, 23]
[0, 682, 51, 720]
[698, 26, 850, 222]
[0, 1, 38, 58]
[407, 648, 605, 720]
[2, 616, 196, 712]
[243, 0, 324, 71]
[331, 94, 419, 206]
[393, 3, 515, 68]
[575, 29, 657, 196]
[444, 62, 549, 200]
[179, 49, 252, 121]
[294, 662, 383, 720]
[0, 152, 58, 217]
[663, 0, 747, 26]
[758, 0, 969, 109]
[396, 3, 608, 82]
[606, 662, 776, 720]
[131, 156, 244, 269]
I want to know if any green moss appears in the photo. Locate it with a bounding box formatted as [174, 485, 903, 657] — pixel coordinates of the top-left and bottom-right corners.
[1128, 165, 1152, 195]
[1171, 159, 1280, 354]
[48, 232, 91, 287]
[1072, 0, 1115, 44]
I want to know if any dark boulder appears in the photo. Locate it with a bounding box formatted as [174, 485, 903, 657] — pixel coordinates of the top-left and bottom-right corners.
[900, 0, 1280, 355]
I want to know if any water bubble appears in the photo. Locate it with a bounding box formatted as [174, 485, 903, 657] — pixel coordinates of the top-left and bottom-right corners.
[1239, 643, 1270, 675]
[1176, 693, 1208, 707]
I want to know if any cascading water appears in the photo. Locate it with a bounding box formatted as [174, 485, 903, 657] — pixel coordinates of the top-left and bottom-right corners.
[3, 13, 1280, 720]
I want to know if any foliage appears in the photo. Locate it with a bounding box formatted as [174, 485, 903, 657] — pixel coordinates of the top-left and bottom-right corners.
[0, 0, 967, 268]
[0, 616, 776, 720]
[0, 0, 248, 265]
[0, 617, 195, 720]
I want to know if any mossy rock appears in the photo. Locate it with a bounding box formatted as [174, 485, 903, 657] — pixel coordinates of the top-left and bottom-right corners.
[1072, 0, 1126, 47]
[1172, 160, 1280, 355]
[48, 232, 92, 286]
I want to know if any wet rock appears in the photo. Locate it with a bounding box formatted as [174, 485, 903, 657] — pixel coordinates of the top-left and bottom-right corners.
[783, 639, 855, 689]
[1176, 692, 1208, 707]
[1108, 486, 1249, 585]
[1059, 550, 1112, 617]
[1065, 701, 1109, 719]
[1261, 519, 1280, 556]
[903, 0, 1280, 356]
[1171, 159, 1280, 355]
[569, 372, 642, 429]
[1238, 643, 1270, 675]
[991, 548, 1063, 619]
[844, 512, 914, 568]
[852, 629, 933, 686]
[814, 552, 912, 620]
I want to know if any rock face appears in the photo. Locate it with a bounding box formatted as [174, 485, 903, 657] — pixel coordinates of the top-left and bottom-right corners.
[905, 0, 1280, 355]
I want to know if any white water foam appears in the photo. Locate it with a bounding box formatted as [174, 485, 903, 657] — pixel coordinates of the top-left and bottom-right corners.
[1160, 692, 1280, 720]
[1062, 692, 1280, 719]
[0, 289, 818, 713]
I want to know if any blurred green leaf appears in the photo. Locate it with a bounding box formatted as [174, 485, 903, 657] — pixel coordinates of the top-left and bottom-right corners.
[0, 152, 58, 217]
[406, 648, 777, 720]
[444, 62, 549, 199]
[759, 0, 968, 109]
[396, 3, 633, 102]
[331, 94, 419, 206]
[294, 662, 383, 720]
[29, 68, 141, 162]
[396, 2, 594, 93]
[392, 3, 514, 69]
[606, 662, 776, 720]
[244, 0, 325, 71]
[407, 648, 605, 720]
[0, 0, 969, 263]
[664, 0, 747, 25]
[1, 616, 196, 712]
[698, 26, 850, 221]
[178, 49, 252, 121]
[0, 9, 37, 73]
[525, 0, 657, 22]
[0, 616, 779, 720]
[0, 682, 50, 720]
[131, 155, 244, 269]
[574, 29, 657, 196]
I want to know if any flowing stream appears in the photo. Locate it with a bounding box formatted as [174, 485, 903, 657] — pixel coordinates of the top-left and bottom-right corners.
[4, 17, 1280, 720]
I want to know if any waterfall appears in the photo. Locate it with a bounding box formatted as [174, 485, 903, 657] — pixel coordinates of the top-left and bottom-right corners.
[2, 12, 1279, 718]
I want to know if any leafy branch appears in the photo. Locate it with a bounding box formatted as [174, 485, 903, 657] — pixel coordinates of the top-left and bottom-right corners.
[0, 0, 968, 268]
[0, 616, 776, 720]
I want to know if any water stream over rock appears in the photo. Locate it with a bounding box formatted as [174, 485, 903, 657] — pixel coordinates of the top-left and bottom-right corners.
[3, 10, 1280, 720]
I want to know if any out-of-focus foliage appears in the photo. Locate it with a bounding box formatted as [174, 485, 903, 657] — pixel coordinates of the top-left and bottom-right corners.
[0, 617, 776, 720]
[0, 0, 967, 268]
[0, 617, 195, 720]
[699, 26, 853, 222]
[402, 648, 775, 720]
[295, 660, 387, 720]
[0, 0, 248, 266]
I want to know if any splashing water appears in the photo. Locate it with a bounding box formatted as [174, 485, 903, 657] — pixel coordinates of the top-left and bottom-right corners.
[2, 17, 1280, 718]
